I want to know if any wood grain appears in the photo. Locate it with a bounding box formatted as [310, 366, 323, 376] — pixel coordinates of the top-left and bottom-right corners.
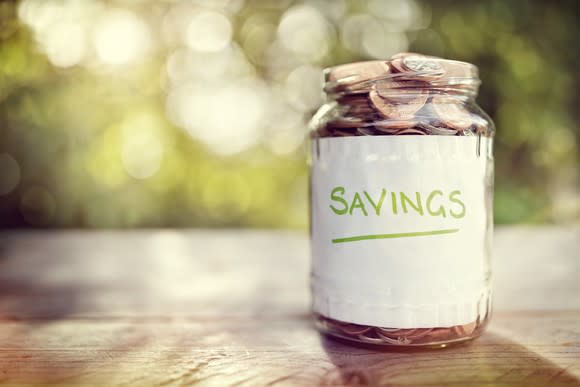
[0, 227, 578, 386]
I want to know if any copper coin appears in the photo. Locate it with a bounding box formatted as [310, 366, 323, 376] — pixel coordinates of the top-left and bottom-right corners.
[389, 57, 405, 73]
[417, 121, 458, 135]
[340, 324, 372, 336]
[439, 60, 478, 82]
[374, 125, 407, 133]
[347, 104, 375, 116]
[376, 78, 429, 91]
[376, 327, 417, 337]
[375, 85, 429, 106]
[325, 61, 390, 92]
[356, 127, 377, 135]
[326, 117, 367, 128]
[375, 329, 411, 345]
[432, 95, 473, 130]
[329, 128, 357, 137]
[397, 128, 428, 135]
[337, 95, 375, 115]
[370, 85, 424, 117]
[336, 94, 370, 105]
[375, 120, 417, 131]
[405, 328, 435, 339]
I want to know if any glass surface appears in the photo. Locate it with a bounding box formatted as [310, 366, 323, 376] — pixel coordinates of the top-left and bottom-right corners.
[309, 55, 494, 347]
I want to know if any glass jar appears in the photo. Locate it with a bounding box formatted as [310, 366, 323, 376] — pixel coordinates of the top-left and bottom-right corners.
[309, 53, 494, 347]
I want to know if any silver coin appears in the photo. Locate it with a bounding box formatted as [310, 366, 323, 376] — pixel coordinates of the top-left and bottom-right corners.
[403, 55, 445, 77]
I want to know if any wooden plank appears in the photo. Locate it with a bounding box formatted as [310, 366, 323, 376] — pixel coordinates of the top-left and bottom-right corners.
[0, 227, 578, 386]
[0, 313, 579, 386]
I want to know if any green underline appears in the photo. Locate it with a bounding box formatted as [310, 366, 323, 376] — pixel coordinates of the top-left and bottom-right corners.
[331, 228, 460, 244]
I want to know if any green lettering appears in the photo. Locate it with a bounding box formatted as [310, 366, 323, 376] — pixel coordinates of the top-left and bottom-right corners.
[329, 186, 348, 215]
[349, 192, 368, 216]
[426, 190, 447, 217]
[391, 191, 398, 214]
[449, 190, 466, 218]
[400, 192, 424, 216]
[363, 189, 386, 216]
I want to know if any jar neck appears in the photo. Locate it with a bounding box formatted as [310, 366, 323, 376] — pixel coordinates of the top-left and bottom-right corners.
[326, 80, 479, 103]
[324, 55, 480, 102]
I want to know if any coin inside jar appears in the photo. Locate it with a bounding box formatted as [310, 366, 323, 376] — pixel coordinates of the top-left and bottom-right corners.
[432, 95, 473, 131]
[402, 55, 444, 77]
[336, 95, 376, 116]
[324, 61, 390, 93]
[389, 53, 445, 82]
[374, 120, 417, 131]
[319, 53, 485, 137]
[369, 85, 427, 121]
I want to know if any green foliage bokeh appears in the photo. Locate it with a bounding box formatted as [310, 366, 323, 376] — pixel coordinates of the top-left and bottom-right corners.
[0, 0, 578, 228]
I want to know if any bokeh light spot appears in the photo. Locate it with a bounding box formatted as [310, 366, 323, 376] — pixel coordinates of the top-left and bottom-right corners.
[342, 15, 408, 58]
[44, 21, 87, 68]
[121, 113, 165, 180]
[285, 65, 324, 112]
[277, 5, 332, 62]
[94, 9, 151, 65]
[368, 0, 420, 29]
[186, 11, 232, 53]
[167, 80, 267, 155]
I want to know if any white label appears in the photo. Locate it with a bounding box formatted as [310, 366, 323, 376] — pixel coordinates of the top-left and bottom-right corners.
[311, 136, 492, 328]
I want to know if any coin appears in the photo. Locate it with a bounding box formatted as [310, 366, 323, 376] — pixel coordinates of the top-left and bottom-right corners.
[375, 332, 411, 345]
[316, 53, 487, 140]
[417, 121, 458, 135]
[402, 55, 443, 73]
[402, 55, 445, 80]
[340, 324, 372, 335]
[329, 128, 358, 137]
[370, 87, 426, 122]
[356, 127, 377, 135]
[389, 53, 445, 81]
[376, 78, 429, 91]
[432, 95, 473, 130]
[439, 60, 477, 82]
[325, 61, 390, 93]
[374, 120, 417, 131]
[389, 57, 405, 73]
[326, 117, 367, 128]
[405, 328, 434, 339]
[397, 128, 428, 135]
[375, 85, 429, 106]
[337, 95, 375, 115]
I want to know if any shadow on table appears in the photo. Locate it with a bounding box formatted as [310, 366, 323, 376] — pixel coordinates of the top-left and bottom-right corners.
[320, 332, 580, 386]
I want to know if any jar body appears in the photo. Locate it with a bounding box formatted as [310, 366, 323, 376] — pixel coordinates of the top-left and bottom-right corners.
[309, 56, 494, 347]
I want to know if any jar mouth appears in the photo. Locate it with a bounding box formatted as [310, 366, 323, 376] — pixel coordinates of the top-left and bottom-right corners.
[323, 53, 480, 98]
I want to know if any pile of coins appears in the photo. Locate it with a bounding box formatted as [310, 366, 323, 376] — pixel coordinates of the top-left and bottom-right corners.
[314, 53, 491, 138]
[315, 314, 487, 347]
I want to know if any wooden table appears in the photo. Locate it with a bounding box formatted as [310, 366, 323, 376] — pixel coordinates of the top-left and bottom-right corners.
[0, 227, 578, 386]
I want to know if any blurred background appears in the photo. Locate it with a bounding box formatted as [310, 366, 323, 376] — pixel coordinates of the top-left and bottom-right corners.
[0, 0, 578, 229]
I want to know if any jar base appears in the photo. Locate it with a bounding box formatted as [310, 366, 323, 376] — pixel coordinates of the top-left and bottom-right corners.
[314, 313, 490, 348]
